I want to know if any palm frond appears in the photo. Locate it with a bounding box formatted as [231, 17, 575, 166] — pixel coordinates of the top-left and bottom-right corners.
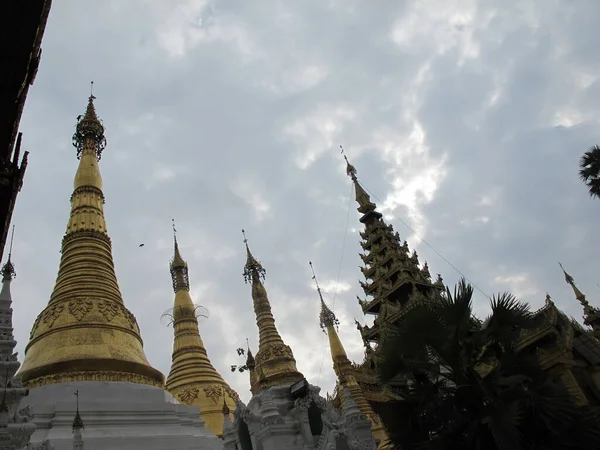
[579, 145, 600, 199]
[378, 305, 444, 381]
[374, 278, 600, 450]
[482, 401, 524, 450]
[483, 293, 535, 348]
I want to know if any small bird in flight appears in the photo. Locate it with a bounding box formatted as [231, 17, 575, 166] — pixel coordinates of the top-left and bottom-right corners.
[139, 243, 145, 247]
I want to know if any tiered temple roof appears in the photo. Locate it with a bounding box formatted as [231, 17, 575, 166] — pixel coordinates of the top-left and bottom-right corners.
[344, 155, 443, 357]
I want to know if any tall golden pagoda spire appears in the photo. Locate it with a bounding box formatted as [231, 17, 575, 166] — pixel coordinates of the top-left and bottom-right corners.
[310, 262, 389, 448]
[242, 230, 304, 390]
[559, 263, 600, 335]
[18, 90, 164, 388]
[165, 221, 238, 437]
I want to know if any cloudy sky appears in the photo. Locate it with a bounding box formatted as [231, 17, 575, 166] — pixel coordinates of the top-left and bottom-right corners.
[11, 0, 600, 403]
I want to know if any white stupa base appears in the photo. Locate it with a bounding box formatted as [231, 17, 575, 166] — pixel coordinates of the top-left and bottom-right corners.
[19, 381, 224, 450]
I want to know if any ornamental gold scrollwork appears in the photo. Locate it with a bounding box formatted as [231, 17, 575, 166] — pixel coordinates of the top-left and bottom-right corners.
[123, 308, 140, 333]
[98, 300, 119, 322]
[203, 385, 223, 405]
[224, 386, 240, 403]
[24, 371, 163, 389]
[30, 314, 42, 339]
[255, 350, 269, 365]
[68, 298, 93, 321]
[42, 303, 65, 328]
[271, 344, 287, 357]
[178, 386, 200, 405]
[255, 343, 294, 365]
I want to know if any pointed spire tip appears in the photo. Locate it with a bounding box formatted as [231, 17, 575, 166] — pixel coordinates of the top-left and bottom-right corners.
[310, 261, 339, 332]
[340, 145, 358, 181]
[169, 220, 189, 293]
[559, 262, 575, 285]
[242, 229, 265, 284]
[73, 390, 84, 431]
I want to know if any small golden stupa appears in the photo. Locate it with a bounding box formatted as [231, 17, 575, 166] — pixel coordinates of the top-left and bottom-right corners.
[311, 262, 390, 448]
[165, 225, 238, 437]
[242, 231, 304, 391]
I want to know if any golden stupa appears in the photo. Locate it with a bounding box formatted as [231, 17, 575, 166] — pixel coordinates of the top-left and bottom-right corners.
[18, 94, 164, 388]
[165, 228, 238, 437]
[311, 263, 389, 448]
[242, 231, 304, 391]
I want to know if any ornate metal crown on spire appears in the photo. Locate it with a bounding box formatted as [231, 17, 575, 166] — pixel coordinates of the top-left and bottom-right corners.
[72, 83, 106, 161]
[559, 262, 596, 313]
[559, 262, 576, 286]
[341, 145, 358, 181]
[2, 226, 16, 281]
[1, 260, 15, 282]
[242, 229, 266, 283]
[309, 261, 340, 333]
[170, 220, 190, 293]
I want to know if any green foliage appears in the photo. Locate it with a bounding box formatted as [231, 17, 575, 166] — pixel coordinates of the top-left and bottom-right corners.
[231, 347, 249, 373]
[377, 279, 600, 450]
[579, 145, 600, 199]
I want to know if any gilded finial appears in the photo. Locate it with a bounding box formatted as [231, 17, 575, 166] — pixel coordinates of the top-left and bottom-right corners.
[73, 390, 84, 431]
[1, 226, 16, 281]
[559, 262, 576, 286]
[242, 229, 266, 283]
[559, 262, 590, 307]
[170, 219, 189, 293]
[340, 145, 358, 181]
[171, 219, 184, 264]
[310, 261, 340, 332]
[340, 146, 379, 215]
[72, 83, 106, 161]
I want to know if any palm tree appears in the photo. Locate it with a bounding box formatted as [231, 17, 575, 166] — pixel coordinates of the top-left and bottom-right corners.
[579, 146, 600, 199]
[377, 279, 600, 450]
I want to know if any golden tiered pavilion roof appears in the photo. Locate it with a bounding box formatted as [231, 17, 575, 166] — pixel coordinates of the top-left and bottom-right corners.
[18, 93, 164, 388]
[165, 225, 238, 437]
[342, 152, 443, 346]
